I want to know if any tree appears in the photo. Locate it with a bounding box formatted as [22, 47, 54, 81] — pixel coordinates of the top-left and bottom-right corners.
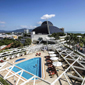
[24, 38, 31, 46]
[18, 36, 23, 40]
[0, 38, 14, 46]
[11, 41, 23, 48]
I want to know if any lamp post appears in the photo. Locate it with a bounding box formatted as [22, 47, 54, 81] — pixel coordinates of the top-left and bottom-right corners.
[77, 35, 81, 43]
[77, 35, 82, 51]
[46, 37, 49, 51]
[67, 35, 70, 48]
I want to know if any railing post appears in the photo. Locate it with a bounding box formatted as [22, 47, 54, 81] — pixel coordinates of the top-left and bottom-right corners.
[33, 77, 35, 85]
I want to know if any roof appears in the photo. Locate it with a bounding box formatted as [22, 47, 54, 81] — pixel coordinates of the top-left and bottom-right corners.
[32, 21, 63, 34]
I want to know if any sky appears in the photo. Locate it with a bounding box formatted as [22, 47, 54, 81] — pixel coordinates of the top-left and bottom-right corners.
[0, 0, 85, 32]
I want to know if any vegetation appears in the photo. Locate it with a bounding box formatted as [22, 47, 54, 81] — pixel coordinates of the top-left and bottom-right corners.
[65, 33, 85, 54]
[18, 36, 23, 40]
[24, 38, 31, 46]
[38, 37, 43, 41]
[0, 38, 14, 46]
[5, 33, 11, 35]
[4, 57, 6, 60]
[0, 77, 9, 85]
[23, 33, 30, 37]
[49, 33, 65, 40]
[65, 33, 85, 47]
[11, 40, 23, 48]
[0, 37, 32, 50]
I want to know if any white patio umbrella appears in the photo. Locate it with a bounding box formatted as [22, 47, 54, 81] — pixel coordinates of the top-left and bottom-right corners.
[16, 53, 20, 57]
[48, 51, 55, 54]
[26, 51, 29, 55]
[0, 58, 3, 60]
[50, 57, 58, 60]
[11, 55, 15, 59]
[53, 62, 62, 66]
[6, 57, 10, 60]
[50, 54, 57, 57]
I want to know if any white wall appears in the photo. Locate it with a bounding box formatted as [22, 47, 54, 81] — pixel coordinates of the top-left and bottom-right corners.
[31, 34, 48, 42]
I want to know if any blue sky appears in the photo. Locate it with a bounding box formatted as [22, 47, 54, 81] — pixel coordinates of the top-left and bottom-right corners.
[0, 0, 85, 32]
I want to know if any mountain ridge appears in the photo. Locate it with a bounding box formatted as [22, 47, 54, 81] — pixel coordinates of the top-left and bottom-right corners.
[0, 28, 33, 33]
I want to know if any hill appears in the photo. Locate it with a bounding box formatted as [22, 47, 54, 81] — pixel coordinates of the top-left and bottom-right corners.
[0, 28, 33, 33]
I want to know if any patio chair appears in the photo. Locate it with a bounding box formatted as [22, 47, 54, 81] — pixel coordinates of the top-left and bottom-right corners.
[46, 56, 50, 59]
[35, 53, 38, 56]
[49, 70, 57, 77]
[45, 56, 50, 58]
[46, 60, 52, 64]
[0, 60, 4, 63]
[38, 53, 41, 56]
[48, 66, 55, 72]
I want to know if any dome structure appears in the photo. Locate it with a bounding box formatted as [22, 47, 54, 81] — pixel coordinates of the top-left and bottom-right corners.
[41, 21, 53, 26]
[32, 21, 63, 34]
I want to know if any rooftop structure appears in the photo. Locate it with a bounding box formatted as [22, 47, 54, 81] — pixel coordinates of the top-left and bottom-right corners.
[0, 43, 85, 85]
[33, 21, 63, 34]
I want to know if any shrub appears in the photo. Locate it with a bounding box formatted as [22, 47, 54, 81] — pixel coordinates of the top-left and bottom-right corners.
[24, 38, 31, 46]
[0, 77, 9, 85]
[11, 41, 23, 48]
[4, 57, 6, 60]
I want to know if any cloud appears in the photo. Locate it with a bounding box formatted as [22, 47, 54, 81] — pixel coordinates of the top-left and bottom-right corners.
[34, 26, 37, 28]
[29, 25, 37, 29]
[41, 14, 55, 19]
[37, 21, 42, 25]
[0, 21, 5, 24]
[20, 25, 28, 28]
[20, 25, 37, 29]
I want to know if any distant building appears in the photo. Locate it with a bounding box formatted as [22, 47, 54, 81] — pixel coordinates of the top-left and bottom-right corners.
[32, 21, 63, 34]
[24, 29, 29, 34]
[0, 34, 18, 40]
[20, 37, 31, 44]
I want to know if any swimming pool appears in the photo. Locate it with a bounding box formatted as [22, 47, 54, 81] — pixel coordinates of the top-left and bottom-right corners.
[11, 57, 41, 79]
[15, 58, 25, 62]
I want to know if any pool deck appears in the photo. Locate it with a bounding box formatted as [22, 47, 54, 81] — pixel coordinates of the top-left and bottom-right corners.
[0, 51, 71, 85]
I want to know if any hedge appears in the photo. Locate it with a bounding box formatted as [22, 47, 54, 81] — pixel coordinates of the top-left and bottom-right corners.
[0, 77, 9, 85]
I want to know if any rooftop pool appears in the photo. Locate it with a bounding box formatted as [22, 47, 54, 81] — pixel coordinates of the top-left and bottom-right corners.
[15, 58, 25, 62]
[10, 57, 41, 79]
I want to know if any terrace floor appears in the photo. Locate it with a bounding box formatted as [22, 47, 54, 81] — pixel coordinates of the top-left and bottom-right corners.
[0, 50, 71, 85]
[0, 44, 84, 85]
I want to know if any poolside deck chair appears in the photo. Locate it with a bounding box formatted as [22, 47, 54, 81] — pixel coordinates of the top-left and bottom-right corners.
[49, 70, 57, 77]
[46, 56, 50, 59]
[0, 60, 4, 63]
[38, 53, 41, 56]
[46, 60, 52, 65]
[35, 53, 38, 56]
[45, 56, 50, 58]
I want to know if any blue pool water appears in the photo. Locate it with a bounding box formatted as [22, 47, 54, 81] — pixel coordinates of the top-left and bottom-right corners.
[10, 57, 41, 79]
[15, 58, 25, 62]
